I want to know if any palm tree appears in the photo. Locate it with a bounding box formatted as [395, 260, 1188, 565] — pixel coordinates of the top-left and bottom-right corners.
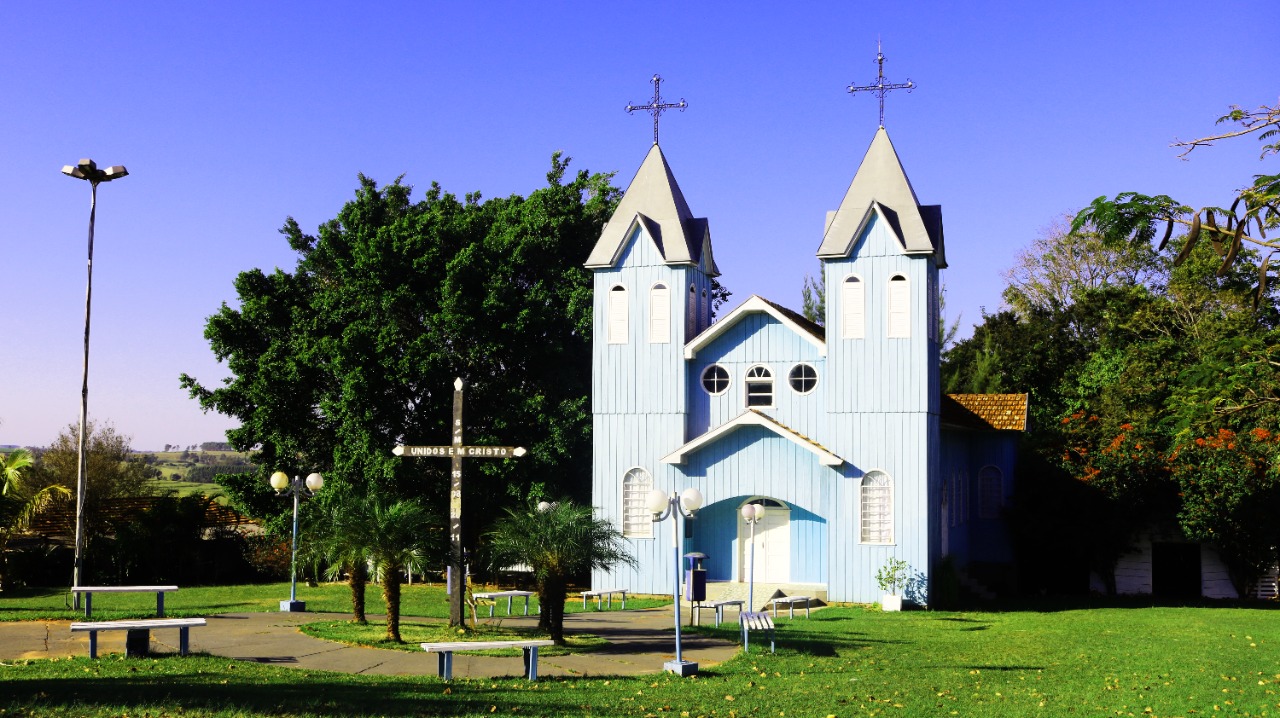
[363, 498, 432, 642]
[486, 499, 635, 645]
[310, 496, 372, 624]
[1, 449, 71, 591]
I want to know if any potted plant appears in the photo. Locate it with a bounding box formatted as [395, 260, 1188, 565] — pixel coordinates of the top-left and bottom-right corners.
[875, 557, 910, 611]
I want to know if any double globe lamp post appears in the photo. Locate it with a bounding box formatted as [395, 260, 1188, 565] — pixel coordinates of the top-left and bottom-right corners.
[269, 471, 323, 612]
[647, 486, 703, 677]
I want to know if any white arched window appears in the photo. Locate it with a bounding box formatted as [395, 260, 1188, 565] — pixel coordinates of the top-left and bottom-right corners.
[841, 275, 865, 339]
[887, 274, 910, 338]
[978, 466, 1003, 519]
[608, 285, 628, 344]
[649, 283, 670, 344]
[745, 365, 773, 407]
[622, 467, 654, 538]
[860, 471, 893, 544]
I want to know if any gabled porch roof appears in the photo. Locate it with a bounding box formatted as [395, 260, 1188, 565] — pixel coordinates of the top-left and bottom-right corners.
[661, 409, 845, 467]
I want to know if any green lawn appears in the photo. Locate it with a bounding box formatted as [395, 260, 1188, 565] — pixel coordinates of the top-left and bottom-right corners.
[0, 582, 668, 622]
[4, 597, 1280, 716]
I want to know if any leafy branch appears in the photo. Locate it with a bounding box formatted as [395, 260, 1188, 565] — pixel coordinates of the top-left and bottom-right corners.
[1072, 101, 1280, 306]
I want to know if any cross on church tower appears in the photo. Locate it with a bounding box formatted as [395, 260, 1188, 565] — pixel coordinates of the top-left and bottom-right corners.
[846, 41, 915, 127]
[626, 74, 687, 145]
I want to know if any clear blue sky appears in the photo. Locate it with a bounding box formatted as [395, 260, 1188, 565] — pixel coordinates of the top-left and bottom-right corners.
[1, 1, 1273, 451]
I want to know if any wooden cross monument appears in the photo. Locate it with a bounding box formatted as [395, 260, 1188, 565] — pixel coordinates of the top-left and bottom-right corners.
[392, 378, 526, 626]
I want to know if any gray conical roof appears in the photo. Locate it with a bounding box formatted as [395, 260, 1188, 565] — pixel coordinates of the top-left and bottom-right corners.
[585, 144, 716, 273]
[817, 127, 945, 266]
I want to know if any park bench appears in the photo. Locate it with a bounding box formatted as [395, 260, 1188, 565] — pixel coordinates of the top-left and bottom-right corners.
[769, 595, 811, 619]
[71, 585, 179, 618]
[580, 588, 627, 610]
[740, 611, 775, 654]
[473, 590, 537, 617]
[705, 599, 745, 626]
[70, 617, 206, 658]
[420, 639, 555, 680]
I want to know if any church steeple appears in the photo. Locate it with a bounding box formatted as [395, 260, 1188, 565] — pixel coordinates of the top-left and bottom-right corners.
[816, 127, 945, 267]
[584, 143, 717, 274]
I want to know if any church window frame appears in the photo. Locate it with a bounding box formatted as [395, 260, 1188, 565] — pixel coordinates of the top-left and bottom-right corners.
[744, 365, 774, 408]
[788, 363, 819, 395]
[649, 282, 671, 344]
[841, 274, 866, 339]
[622, 467, 654, 539]
[701, 364, 731, 396]
[887, 274, 910, 338]
[860, 470, 894, 544]
[978, 465, 1003, 519]
[608, 284, 629, 344]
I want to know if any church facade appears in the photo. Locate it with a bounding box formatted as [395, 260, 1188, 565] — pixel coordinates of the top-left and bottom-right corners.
[586, 128, 1025, 606]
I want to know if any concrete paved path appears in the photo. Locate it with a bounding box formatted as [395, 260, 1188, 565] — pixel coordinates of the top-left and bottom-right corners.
[0, 607, 742, 680]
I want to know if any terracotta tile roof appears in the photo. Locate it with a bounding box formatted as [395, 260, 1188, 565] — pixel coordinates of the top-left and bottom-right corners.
[942, 393, 1028, 431]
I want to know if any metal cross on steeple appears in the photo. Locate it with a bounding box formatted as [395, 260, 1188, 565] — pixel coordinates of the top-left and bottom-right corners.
[846, 41, 915, 127]
[626, 74, 687, 145]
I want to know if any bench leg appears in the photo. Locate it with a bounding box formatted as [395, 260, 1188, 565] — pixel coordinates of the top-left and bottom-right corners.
[488, 603, 495, 618]
[789, 603, 795, 619]
[805, 601, 810, 619]
[88, 631, 98, 659]
[522, 597, 529, 616]
[583, 594, 587, 609]
[157, 592, 165, 618]
[741, 625, 749, 652]
[84, 593, 92, 619]
[523, 646, 540, 681]
[506, 596, 514, 615]
[437, 652, 453, 680]
[768, 630, 775, 654]
[179, 627, 190, 655]
[621, 593, 626, 610]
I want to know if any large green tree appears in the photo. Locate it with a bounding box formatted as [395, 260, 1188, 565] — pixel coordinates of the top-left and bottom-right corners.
[181, 155, 623, 589]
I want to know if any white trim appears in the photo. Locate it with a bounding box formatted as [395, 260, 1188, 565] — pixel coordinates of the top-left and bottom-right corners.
[817, 201, 906, 259]
[607, 284, 629, 344]
[887, 274, 910, 338]
[701, 364, 731, 396]
[661, 410, 844, 466]
[621, 467, 654, 539]
[744, 364, 774, 408]
[840, 273, 865, 339]
[788, 363, 819, 395]
[649, 282, 670, 344]
[865, 470, 896, 542]
[684, 295, 826, 358]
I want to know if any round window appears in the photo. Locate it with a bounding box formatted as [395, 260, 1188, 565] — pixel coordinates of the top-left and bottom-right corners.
[701, 365, 730, 395]
[789, 364, 818, 394]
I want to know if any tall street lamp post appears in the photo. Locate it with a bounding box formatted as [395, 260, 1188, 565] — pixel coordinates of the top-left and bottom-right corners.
[647, 486, 704, 677]
[61, 159, 128, 602]
[741, 502, 766, 611]
[270, 471, 323, 611]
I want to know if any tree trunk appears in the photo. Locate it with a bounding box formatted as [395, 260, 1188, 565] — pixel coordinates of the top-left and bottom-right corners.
[349, 562, 368, 624]
[382, 563, 402, 642]
[541, 578, 568, 645]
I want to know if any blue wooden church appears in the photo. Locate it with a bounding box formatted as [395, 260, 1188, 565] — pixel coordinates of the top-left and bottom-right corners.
[586, 126, 1026, 606]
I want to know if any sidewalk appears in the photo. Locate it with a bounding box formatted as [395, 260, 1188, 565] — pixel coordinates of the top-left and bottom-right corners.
[0, 607, 742, 679]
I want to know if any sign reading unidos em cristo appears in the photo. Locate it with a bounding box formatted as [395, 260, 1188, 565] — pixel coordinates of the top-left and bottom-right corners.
[392, 445, 526, 458]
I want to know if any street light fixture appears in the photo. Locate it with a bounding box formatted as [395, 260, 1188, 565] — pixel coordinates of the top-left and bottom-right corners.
[270, 471, 323, 612]
[741, 502, 766, 611]
[648, 486, 704, 677]
[61, 158, 128, 602]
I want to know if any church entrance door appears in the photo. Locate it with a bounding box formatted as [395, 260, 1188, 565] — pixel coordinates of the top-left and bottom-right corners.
[739, 498, 791, 583]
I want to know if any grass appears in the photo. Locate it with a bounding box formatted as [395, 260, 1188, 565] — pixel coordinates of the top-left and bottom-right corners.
[300, 620, 608, 655]
[145, 478, 228, 502]
[3, 604, 1280, 716]
[0, 582, 669, 622]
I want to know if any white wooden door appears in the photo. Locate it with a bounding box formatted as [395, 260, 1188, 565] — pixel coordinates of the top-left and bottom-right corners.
[740, 506, 790, 583]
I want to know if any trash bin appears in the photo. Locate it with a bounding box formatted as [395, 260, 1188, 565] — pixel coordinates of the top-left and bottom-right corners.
[684, 552, 707, 602]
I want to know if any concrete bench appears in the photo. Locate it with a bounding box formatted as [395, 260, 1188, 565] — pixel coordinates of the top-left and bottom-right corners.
[473, 590, 537, 617]
[71, 585, 179, 618]
[740, 611, 775, 654]
[70, 617, 206, 658]
[769, 595, 811, 619]
[581, 588, 627, 610]
[420, 639, 555, 680]
[696, 596, 747, 624]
